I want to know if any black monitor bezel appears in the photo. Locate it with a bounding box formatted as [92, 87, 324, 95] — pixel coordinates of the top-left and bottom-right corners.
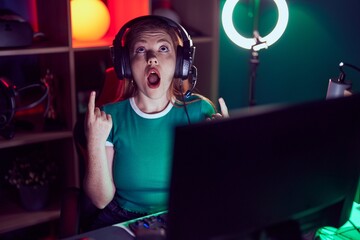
[167, 94, 360, 240]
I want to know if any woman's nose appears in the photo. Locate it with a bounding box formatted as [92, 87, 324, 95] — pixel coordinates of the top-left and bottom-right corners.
[146, 51, 158, 65]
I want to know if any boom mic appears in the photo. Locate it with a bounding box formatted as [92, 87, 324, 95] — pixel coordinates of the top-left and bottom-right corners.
[185, 65, 197, 98]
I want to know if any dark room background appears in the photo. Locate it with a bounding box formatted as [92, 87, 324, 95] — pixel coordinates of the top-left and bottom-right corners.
[218, 0, 360, 110]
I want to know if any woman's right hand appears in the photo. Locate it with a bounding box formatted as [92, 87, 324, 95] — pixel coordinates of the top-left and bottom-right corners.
[85, 91, 113, 147]
[83, 91, 115, 208]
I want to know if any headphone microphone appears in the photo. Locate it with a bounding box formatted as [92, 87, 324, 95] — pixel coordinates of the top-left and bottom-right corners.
[185, 65, 197, 98]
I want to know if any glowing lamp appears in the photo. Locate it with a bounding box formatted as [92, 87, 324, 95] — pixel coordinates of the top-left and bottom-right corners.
[71, 0, 111, 41]
[222, 0, 289, 50]
[222, 0, 289, 106]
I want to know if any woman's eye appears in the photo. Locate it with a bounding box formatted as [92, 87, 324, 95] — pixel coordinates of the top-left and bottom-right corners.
[135, 47, 146, 54]
[159, 46, 169, 52]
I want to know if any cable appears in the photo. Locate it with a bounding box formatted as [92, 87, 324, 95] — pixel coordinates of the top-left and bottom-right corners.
[340, 62, 360, 72]
[316, 227, 353, 240]
[348, 219, 360, 234]
[180, 82, 191, 125]
[178, 65, 198, 125]
[315, 220, 360, 240]
[338, 62, 360, 83]
[14, 82, 49, 111]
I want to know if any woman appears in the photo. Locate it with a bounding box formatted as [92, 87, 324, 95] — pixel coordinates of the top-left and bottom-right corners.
[84, 15, 228, 229]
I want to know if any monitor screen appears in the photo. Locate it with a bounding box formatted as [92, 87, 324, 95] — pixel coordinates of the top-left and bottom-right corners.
[167, 94, 360, 240]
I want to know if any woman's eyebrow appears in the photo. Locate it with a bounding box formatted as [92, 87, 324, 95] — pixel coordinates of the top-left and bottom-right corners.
[157, 38, 172, 44]
[132, 38, 173, 49]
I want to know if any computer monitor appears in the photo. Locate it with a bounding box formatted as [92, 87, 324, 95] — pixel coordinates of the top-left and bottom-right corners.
[167, 94, 360, 240]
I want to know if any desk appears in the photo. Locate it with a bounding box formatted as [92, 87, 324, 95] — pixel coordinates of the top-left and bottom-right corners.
[62, 204, 360, 240]
[62, 225, 134, 240]
[62, 211, 167, 240]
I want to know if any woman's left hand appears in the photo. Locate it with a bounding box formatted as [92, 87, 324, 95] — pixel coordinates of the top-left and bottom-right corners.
[208, 97, 229, 120]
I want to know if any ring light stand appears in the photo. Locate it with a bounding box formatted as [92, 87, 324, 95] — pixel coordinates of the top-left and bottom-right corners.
[222, 0, 289, 106]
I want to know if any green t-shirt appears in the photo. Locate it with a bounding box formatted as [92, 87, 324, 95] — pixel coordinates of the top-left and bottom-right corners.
[102, 95, 216, 213]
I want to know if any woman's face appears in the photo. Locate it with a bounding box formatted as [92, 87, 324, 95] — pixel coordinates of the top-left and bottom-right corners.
[130, 29, 177, 101]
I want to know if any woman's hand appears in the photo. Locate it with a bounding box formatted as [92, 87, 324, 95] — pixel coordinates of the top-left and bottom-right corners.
[208, 97, 229, 120]
[85, 91, 113, 147]
[83, 91, 115, 208]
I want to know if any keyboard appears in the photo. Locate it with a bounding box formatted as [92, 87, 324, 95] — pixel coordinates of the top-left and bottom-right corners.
[128, 211, 168, 238]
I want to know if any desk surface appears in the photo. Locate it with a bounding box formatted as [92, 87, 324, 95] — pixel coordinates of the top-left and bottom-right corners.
[62, 211, 168, 240]
[63, 204, 360, 240]
[63, 225, 134, 240]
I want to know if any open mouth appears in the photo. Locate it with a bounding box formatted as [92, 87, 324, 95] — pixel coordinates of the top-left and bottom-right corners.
[147, 70, 161, 88]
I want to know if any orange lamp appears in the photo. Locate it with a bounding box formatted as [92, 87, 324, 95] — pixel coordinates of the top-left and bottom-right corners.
[70, 0, 111, 41]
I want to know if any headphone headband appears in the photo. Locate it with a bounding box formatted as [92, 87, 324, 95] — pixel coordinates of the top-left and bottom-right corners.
[112, 15, 195, 80]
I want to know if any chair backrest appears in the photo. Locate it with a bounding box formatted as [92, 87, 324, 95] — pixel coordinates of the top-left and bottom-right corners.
[95, 67, 126, 107]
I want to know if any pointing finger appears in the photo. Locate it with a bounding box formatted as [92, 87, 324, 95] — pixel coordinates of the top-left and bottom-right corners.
[86, 91, 96, 121]
[218, 97, 229, 118]
[87, 91, 96, 113]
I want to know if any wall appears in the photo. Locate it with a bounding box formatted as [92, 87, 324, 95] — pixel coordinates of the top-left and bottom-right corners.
[218, 0, 360, 110]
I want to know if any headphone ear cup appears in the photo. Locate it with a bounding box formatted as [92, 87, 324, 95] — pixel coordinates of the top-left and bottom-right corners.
[121, 47, 133, 79]
[113, 45, 132, 80]
[175, 44, 195, 80]
[175, 45, 184, 79]
[113, 45, 123, 79]
[119, 46, 132, 79]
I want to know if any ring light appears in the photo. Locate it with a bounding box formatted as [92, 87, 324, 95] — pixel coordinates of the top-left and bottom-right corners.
[222, 0, 289, 50]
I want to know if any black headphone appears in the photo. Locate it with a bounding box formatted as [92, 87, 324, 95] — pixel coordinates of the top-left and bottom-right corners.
[0, 77, 49, 139]
[111, 15, 195, 81]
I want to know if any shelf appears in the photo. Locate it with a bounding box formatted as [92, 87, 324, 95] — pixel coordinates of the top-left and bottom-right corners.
[72, 35, 115, 49]
[0, 45, 69, 57]
[0, 192, 60, 234]
[0, 131, 73, 149]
